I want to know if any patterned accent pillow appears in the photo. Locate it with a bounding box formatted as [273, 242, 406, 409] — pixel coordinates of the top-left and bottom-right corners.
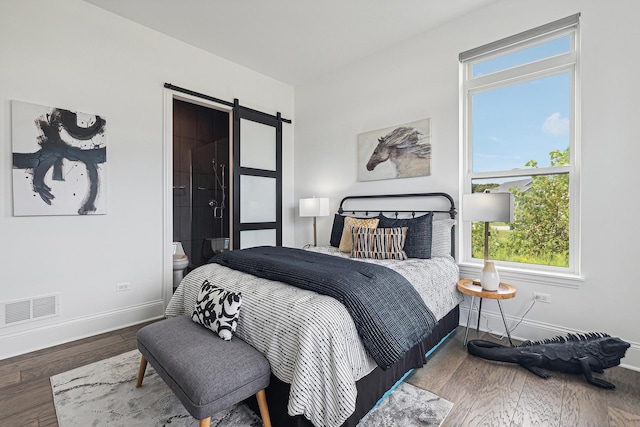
[192, 279, 242, 341]
[338, 216, 380, 252]
[351, 226, 408, 260]
[378, 212, 433, 259]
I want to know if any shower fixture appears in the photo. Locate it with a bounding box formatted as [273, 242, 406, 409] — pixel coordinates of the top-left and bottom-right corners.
[211, 159, 226, 220]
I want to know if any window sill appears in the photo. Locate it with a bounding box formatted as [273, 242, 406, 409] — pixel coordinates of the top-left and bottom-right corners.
[458, 262, 584, 289]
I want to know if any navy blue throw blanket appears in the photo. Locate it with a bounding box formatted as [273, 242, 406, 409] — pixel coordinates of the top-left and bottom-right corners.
[211, 246, 437, 370]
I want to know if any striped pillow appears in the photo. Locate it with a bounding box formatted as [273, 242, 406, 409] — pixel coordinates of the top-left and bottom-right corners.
[351, 227, 408, 260]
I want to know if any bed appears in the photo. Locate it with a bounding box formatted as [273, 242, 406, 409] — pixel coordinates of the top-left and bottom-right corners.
[165, 192, 462, 427]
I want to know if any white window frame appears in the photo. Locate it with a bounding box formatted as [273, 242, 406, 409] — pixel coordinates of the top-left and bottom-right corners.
[459, 15, 583, 288]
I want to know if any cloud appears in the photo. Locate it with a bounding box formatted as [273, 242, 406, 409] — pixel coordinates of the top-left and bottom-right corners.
[542, 112, 569, 136]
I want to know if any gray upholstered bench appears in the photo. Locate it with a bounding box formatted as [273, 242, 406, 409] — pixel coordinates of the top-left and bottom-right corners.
[135, 315, 272, 427]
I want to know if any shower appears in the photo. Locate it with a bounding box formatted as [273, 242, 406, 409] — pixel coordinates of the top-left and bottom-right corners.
[172, 98, 230, 268]
[204, 159, 230, 254]
[192, 141, 230, 264]
[206, 159, 226, 221]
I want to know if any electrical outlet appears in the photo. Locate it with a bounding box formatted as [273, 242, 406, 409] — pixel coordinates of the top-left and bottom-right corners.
[533, 292, 551, 303]
[116, 282, 131, 292]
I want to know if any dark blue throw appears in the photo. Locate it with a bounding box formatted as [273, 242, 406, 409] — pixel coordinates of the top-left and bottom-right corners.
[211, 246, 437, 369]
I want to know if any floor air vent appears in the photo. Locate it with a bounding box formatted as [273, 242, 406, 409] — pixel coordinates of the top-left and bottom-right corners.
[1, 294, 59, 327]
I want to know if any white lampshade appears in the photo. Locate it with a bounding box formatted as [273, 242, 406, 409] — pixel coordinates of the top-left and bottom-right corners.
[462, 192, 514, 223]
[299, 197, 330, 217]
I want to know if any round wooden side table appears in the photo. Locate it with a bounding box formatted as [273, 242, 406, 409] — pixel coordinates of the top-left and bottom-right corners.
[457, 279, 517, 347]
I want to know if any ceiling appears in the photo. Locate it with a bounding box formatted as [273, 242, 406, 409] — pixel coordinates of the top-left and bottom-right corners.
[84, 0, 497, 86]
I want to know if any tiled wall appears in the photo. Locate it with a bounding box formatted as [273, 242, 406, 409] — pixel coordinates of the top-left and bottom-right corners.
[173, 100, 230, 268]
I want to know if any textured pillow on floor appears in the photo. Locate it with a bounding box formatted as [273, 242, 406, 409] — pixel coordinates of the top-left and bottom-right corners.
[351, 226, 408, 260]
[192, 279, 242, 341]
[338, 216, 380, 252]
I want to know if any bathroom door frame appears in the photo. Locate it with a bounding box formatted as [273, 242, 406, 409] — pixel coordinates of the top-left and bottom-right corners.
[162, 89, 233, 307]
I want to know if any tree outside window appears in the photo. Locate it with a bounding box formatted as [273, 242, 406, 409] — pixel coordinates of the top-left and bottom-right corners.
[471, 148, 569, 267]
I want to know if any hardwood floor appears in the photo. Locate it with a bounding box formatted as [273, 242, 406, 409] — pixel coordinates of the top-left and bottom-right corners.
[1, 323, 638, 427]
[408, 328, 640, 427]
[0, 321, 156, 427]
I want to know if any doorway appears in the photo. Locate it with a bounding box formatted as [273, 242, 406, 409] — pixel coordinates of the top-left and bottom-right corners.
[172, 99, 230, 269]
[163, 86, 285, 306]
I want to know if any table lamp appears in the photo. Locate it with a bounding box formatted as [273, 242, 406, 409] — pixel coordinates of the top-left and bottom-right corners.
[462, 192, 514, 291]
[299, 197, 330, 246]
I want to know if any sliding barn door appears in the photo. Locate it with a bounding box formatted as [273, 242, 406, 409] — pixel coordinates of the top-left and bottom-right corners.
[232, 100, 282, 249]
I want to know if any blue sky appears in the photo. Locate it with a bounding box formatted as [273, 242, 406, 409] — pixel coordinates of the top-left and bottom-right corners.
[471, 37, 571, 173]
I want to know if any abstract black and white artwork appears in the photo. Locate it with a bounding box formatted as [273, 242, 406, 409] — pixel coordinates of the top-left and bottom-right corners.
[12, 101, 107, 216]
[357, 118, 431, 181]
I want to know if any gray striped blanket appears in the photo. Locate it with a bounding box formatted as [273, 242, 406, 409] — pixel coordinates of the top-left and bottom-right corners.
[212, 246, 437, 369]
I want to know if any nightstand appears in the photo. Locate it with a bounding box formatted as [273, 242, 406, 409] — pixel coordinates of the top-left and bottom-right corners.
[457, 279, 517, 347]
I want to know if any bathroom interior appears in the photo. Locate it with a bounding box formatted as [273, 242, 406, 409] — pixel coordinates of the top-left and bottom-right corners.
[172, 99, 230, 287]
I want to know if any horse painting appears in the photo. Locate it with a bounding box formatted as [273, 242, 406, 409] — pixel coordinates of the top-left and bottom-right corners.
[358, 120, 431, 181]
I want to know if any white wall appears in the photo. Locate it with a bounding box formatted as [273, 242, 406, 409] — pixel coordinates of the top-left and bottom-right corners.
[294, 0, 640, 369]
[0, 0, 294, 358]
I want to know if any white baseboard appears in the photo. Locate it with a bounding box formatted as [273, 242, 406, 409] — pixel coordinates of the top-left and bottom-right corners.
[459, 304, 640, 372]
[0, 300, 165, 360]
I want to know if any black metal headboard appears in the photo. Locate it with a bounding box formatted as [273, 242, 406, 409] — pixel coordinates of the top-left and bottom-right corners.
[337, 192, 457, 257]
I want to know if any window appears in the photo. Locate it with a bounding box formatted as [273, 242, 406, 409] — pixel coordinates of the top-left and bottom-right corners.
[460, 14, 580, 278]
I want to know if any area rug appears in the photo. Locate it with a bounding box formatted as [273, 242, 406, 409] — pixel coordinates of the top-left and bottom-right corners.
[357, 382, 452, 427]
[51, 350, 452, 427]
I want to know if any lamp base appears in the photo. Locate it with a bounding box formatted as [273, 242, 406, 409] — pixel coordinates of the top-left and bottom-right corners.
[480, 260, 500, 291]
[471, 279, 500, 291]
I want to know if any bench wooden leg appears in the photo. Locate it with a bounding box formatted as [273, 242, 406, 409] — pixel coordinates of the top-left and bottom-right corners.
[199, 417, 211, 427]
[135, 355, 148, 388]
[256, 389, 272, 427]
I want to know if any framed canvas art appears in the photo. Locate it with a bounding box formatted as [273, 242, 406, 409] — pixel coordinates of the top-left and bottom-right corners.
[357, 118, 431, 181]
[11, 101, 107, 216]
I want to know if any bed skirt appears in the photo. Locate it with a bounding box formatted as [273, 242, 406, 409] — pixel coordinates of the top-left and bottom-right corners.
[245, 305, 459, 427]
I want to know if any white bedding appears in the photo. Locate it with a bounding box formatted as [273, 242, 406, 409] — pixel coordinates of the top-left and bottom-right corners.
[165, 246, 461, 427]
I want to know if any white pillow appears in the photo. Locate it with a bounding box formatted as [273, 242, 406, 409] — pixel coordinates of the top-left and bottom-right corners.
[431, 219, 456, 257]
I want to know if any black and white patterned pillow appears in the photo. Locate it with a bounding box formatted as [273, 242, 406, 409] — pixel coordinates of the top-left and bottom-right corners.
[350, 226, 408, 260]
[192, 279, 242, 341]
